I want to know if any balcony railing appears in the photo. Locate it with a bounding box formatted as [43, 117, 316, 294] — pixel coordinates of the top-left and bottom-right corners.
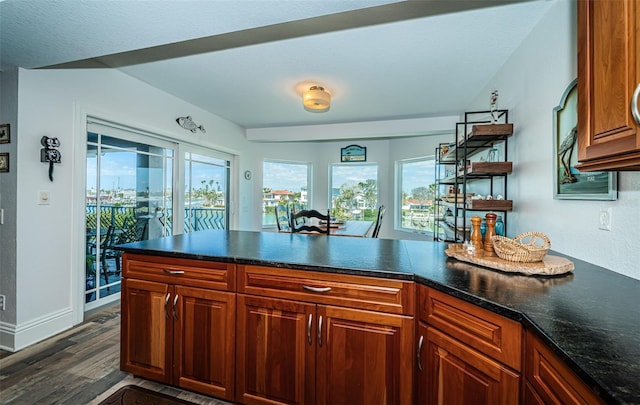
[86, 204, 226, 236]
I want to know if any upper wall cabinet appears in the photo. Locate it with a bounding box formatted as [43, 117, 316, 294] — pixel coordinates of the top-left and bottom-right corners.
[577, 0, 640, 171]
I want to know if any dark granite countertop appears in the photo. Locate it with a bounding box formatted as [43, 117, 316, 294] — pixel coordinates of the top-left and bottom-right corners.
[117, 230, 640, 404]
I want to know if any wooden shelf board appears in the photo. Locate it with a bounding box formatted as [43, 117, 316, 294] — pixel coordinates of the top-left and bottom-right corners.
[458, 123, 514, 147]
[464, 161, 512, 175]
[471, 123, 514, 136]
[467, 200, 513, 211]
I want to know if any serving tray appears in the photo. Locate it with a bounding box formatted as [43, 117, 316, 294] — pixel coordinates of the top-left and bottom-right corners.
[445, 244, 574, 276]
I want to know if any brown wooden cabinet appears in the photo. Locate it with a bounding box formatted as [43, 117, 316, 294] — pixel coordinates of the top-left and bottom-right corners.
[416, 285, 522, 404]
[577, 0, 640, 170]
[120, 254, 236, 401]
[236, 265, 415, 405]
[524, 330, 604, 405]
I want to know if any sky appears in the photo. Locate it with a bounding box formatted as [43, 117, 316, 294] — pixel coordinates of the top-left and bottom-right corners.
[87, 150, 227, 192]
[263, 160, 435, 194]
[87, 150, 435, 196]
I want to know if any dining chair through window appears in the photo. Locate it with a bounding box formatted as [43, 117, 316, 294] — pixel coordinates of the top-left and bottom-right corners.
[290, 208, 331, 235]
[371, 205, 386, 238]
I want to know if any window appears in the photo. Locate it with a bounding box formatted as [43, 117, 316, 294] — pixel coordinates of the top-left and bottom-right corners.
[184, 151, 230, 232]
[397, 157, 436, 233]
[330, 164, 378, 221]
[262, 160, 310, 227]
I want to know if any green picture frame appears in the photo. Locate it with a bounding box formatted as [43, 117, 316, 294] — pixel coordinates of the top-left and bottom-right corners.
[553, 79, 617, 200]
[341, 144, 366, 162]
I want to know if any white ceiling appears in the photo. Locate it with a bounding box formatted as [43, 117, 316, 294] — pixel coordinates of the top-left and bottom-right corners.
[0, 0, 554, 132]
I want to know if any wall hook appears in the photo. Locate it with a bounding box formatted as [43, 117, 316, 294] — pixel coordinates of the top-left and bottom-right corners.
[40, 136, 61, 181]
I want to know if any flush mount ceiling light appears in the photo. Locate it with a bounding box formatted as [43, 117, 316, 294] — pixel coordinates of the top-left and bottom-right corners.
[302, 86, 331, 113]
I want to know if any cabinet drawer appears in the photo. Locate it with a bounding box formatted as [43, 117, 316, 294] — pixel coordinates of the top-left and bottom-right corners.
[237, 265, 414, 315]
[525, 331, 604, 405]
[419, 285, 521, 370]
[123, 253, 235, 291]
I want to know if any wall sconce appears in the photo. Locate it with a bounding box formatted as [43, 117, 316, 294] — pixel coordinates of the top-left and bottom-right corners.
[302, 86, 331, 113]
[40, 136, 61, 181]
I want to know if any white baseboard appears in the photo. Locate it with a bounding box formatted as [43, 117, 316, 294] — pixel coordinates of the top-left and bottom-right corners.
[0, 306, 74, 352]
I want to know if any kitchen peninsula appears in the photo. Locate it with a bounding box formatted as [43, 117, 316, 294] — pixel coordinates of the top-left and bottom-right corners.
[116, 230, 640, 404]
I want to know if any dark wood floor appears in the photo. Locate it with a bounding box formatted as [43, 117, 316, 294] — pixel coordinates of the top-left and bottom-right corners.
[0, 303, 231, 404]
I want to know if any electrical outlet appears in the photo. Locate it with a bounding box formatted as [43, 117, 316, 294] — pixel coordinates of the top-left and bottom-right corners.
[599, 207, 612, 231]
[0, 294, 5, 311]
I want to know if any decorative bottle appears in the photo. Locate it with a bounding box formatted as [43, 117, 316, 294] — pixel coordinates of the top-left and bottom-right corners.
[483, 213, 497, 256]
[495, 215, 505, 237]
[480, 218, 487, 239]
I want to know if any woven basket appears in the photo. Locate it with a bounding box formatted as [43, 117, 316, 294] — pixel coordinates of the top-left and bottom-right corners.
[491, 232, 551, 263]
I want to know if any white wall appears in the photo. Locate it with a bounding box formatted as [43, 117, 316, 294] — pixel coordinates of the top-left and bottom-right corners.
[465, 0, 640, 280]
[4, 67, 256, 351]
[0, 69, 19, 349]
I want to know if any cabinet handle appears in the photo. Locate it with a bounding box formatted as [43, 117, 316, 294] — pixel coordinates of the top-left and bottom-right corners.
[318, 315, 323, 347]
[172, 294, 179, 320]
[302, 285, 332, 293]
[307, 314, 313, 345]
[632, 83, 640, 126]
[417, 335, 424, 372]
[164, 293, 170, 319]
[163, 269, 185, 275]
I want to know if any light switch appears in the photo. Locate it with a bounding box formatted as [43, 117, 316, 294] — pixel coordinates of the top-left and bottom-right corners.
[38, 191, 50, 205]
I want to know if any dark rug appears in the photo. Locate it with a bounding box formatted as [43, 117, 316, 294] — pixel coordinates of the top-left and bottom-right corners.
[98, 385, 197, 405]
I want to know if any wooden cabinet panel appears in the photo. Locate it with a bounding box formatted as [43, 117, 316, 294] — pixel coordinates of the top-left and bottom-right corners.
[238, 265, 414, 315]
[173, 286, 235, 401]
[123, 253, 235, 291]
[525, 331, 604, 405]
[425, 326, 520, 405]
[577, 0, 640, 170]
[121, 255, 236, 399]
[316, 305, 414, 405]
[120, 278, 171, 383]
[419, 285, 522, 370]
[236, 294, 316, 405]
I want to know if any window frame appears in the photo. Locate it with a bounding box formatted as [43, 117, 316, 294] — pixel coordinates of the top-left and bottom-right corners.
[396, 155, 436, 235]
[328, 163, 379, 221]
[262, 159, 312, 229]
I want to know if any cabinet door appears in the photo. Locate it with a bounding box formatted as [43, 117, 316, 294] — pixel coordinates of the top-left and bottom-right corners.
[525, 331, 604, 405]
[425, 326, 520, 405]
[236, 295, 316, 405]
[578, 0, 640, 170]
[120, 278, 172, 383]
[173, 285, 236, 401]
[316, 305, 414, 405]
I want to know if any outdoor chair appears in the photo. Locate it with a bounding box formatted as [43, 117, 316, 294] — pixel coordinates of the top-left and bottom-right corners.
[371, 205, 386, 238]
[275, 204, 291, 232]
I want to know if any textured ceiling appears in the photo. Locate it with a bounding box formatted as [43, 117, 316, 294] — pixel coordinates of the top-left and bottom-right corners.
[0, 0, 555, 133]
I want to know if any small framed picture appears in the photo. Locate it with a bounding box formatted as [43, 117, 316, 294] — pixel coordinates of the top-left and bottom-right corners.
[0, 153, 9, 173]
[0, 124, 9, 144]
[341, 144, 367, 162]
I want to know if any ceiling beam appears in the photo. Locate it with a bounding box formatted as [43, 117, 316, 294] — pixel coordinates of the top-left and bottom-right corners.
[44, 0, 530, 69]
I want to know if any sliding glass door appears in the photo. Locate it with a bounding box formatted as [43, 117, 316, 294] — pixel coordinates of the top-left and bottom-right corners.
[85, 122, 175, 310]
